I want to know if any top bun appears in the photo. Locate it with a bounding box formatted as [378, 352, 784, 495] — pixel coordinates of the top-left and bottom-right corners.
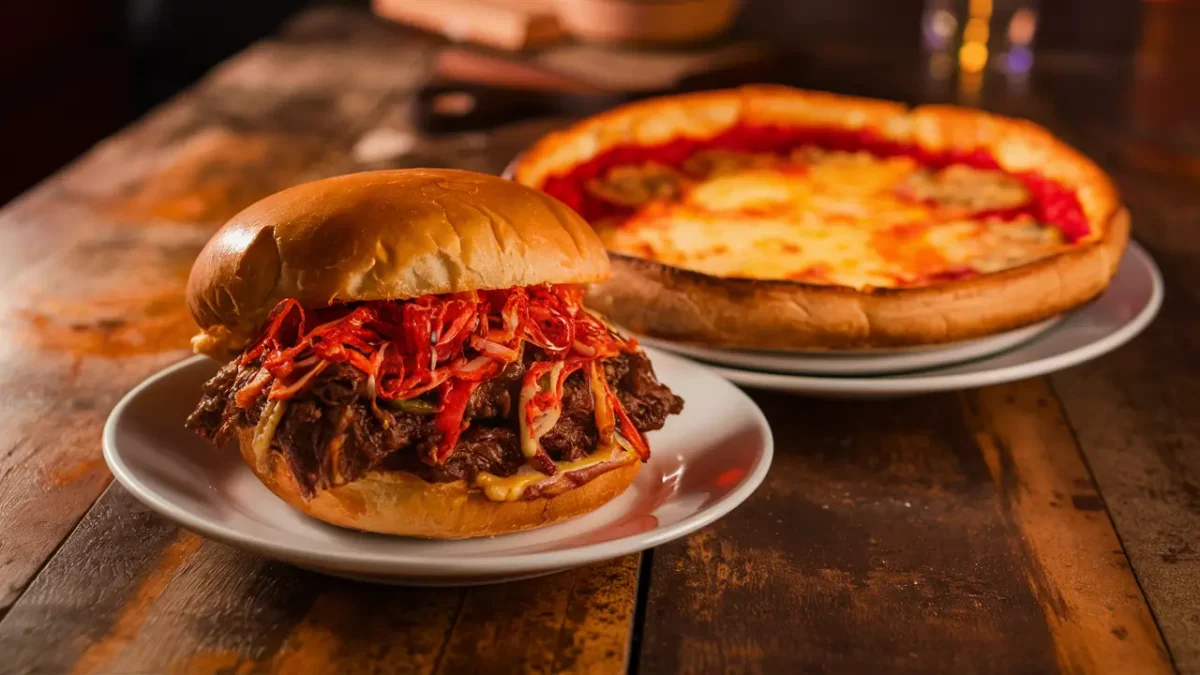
[187, 169, 610, 357]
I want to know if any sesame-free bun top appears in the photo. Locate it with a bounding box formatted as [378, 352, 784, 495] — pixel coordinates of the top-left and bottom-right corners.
[187, 169, 610, 357]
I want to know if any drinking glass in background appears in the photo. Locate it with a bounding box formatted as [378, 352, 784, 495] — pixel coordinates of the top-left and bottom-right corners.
[921, 0, 1039, 104]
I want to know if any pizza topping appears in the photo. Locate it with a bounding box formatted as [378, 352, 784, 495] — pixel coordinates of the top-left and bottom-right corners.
[898, 165, 1031, 214]
[870, 224, 949, 280]
[685, 171, 807, 213]
[542, 123, 1088, 232]
[540, 121, 1094, 287]
[1021, 171, 1091, 243]
[683, 149, 781, 178]
[586, 163, 688, 207]
[786, 263, 834, 284]
[916, 267, 978, 284]
[924, 217, 1071, 274]
[791, 146, 877, 168]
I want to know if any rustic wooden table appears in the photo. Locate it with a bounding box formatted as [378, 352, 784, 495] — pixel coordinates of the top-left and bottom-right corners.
[1, 7, 1198, 674]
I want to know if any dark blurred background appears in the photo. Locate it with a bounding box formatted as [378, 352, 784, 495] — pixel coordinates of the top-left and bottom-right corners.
[0, 0, 1160, 205]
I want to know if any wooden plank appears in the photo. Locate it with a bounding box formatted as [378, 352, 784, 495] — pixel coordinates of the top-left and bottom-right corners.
[1049, 150, 1200, 673]
[433, 554, 639, 674]
[638, 391, 1060, 674]
[636, 385, 1171, 674]
[0, 8, 434, 615]
[0, 222, 203, 611]
[0, 485, 638, 674]
[963, 380, 1171, 673]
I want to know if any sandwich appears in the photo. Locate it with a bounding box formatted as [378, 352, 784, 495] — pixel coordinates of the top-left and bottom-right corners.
[184, 169, 683, 538]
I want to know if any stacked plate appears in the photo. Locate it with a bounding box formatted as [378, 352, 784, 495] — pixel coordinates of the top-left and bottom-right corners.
[641, 243, 1163, 399]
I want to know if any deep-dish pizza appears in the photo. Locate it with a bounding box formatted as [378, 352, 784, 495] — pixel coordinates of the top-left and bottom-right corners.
[510, 86, 1128, 350]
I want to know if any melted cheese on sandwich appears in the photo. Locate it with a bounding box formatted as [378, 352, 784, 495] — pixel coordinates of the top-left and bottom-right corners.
[475, 443, 630, 502]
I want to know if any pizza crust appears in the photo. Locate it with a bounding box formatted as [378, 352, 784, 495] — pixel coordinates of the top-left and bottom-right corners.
[585, 209, 1127, 349]
[512, 86, 1128, 348]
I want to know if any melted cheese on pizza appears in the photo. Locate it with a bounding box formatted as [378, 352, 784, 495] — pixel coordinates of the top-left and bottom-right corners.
[593, 151, 1071, 289]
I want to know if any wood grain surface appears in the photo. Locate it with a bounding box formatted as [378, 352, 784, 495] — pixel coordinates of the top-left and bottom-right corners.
[636, 386, 1171, 674]
[0, 486, 638, 675]
[0, 5, 1196, 675]
[1050, 146, 1200, 674]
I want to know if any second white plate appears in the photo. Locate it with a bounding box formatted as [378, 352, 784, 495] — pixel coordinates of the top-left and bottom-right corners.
[706, 242, 1162, 399]
[641, 317, 1059, 376]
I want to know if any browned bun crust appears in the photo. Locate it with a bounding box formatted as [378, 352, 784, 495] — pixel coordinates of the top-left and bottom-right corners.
[188, 169, 610, 358]
[235, 427, 641, 539]
[511, 86, 1129, 349]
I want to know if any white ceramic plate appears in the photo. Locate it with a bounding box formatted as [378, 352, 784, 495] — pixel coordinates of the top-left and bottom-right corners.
[706, 242, 1163, 399]
[640, 318, 1059, 376]
[103, 347, 772, 586]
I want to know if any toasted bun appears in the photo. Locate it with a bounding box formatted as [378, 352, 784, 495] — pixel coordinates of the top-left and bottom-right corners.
[235, 427, 640, 539]
[187, 169, 610, 357]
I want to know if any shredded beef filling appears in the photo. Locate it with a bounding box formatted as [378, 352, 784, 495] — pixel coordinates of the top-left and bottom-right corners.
[186, 351, 683, 496]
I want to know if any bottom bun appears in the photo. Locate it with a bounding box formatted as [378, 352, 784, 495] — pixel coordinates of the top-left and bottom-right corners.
[235, 427, 642, 539]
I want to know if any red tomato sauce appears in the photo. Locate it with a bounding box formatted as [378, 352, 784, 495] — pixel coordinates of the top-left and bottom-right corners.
[537, 123, 1090, 243]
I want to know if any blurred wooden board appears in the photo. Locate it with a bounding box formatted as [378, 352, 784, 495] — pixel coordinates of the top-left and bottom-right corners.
[434, 42, 770, 93]
[0, 6, 1195, 674]
[372, 0, 564, 51]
